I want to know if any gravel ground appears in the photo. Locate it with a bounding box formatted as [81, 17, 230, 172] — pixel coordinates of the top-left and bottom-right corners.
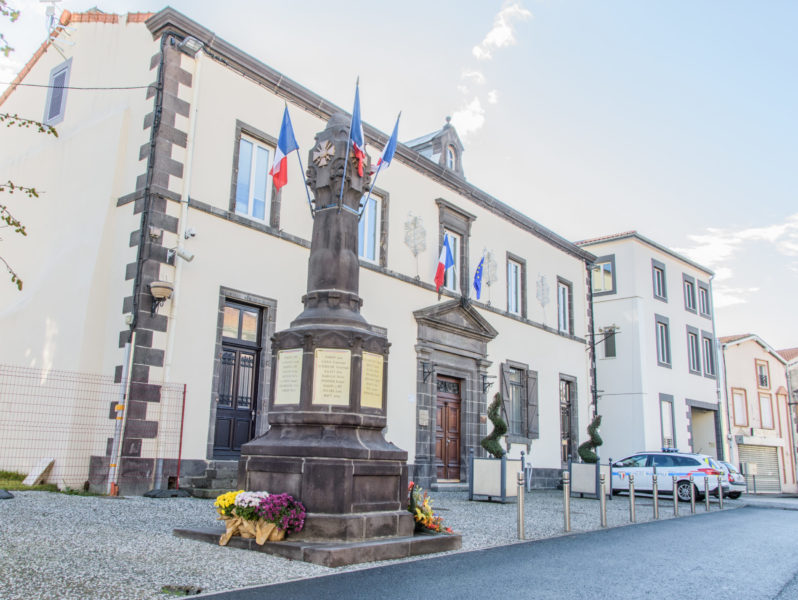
[0, 489, 741, 600]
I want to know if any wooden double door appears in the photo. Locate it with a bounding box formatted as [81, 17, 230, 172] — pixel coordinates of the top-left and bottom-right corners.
[435, 376, 462, 481]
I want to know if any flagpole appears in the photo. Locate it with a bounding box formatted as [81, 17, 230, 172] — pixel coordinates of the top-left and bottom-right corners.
[359, 111, 401, 220]
[338, 77, 359, 212]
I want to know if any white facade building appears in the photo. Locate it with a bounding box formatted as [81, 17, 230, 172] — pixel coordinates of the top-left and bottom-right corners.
[577, 232, 721, 463]
[0, 8, 596, 494]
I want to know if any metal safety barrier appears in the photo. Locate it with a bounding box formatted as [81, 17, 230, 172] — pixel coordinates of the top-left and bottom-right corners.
[517, 471, 525, 540]
[563, 470, 571, 532]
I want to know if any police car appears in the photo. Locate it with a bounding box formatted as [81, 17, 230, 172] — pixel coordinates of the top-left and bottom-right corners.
[611, 449, 730, 501]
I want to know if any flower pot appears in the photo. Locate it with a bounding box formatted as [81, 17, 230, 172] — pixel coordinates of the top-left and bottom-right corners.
[268, 526, 286, 541]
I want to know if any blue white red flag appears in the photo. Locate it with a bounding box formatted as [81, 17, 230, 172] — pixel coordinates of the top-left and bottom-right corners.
[350, 85, 366, 177]
[375, 114, 400, 171]
[473, 253, 485, 300]
[269, 107, 299, 190]
[434, 234, 455, 294]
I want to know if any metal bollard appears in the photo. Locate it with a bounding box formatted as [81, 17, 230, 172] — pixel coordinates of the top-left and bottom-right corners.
[672, 475, 679, 517]
[517, 471, 525, 540]
[563, 470, 571, 532]
[652, 474, 659, 519]
[599, 474, 607, 527]
[718, 474, 724, 510]
[689, 474, 696, 514]
[704, 476, 710, 511]
[629, 474, 636, 522]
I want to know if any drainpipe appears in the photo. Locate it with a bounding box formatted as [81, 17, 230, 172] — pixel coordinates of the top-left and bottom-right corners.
[708, 274, 726, 461]
[785, 366, 798, 486]
[163, 47, 202, 382]
[587, 261, 599, 459]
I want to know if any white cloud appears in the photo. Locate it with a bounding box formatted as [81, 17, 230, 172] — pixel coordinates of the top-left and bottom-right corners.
[675, 213, 798, 309]
[487, 89, 499, 104]
[472, 2, 532, 61]
[451, 97, 485, 137]
[461, 69, 486, 85]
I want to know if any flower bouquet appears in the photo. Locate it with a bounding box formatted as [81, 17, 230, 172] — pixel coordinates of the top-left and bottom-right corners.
[214, 490, 306, 546]
[408, 482, 452, 534]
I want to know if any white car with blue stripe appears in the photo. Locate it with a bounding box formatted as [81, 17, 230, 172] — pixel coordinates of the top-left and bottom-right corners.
[612, 449, 730, 501]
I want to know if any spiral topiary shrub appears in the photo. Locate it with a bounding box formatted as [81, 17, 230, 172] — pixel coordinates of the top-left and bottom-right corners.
[480, 393, 507, 458]
[577, 415, 603, 463]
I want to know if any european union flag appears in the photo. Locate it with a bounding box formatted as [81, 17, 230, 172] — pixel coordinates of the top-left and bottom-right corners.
[473, 254, 485, 300]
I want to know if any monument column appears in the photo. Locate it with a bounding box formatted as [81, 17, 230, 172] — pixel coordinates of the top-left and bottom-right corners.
[239, 113, 411, 539]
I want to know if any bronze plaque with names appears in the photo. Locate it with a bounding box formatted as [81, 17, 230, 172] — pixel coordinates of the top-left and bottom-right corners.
[360, 351, 384, 409]
[312, 348, 351, 406]
[274, 348, 303, 405]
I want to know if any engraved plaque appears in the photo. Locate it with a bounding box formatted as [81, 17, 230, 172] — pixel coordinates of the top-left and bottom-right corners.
[313, 348, 351, 406]
[418, 408, 429, 427]
[274, 348, 303, 405]
[360, 351, 384, 409]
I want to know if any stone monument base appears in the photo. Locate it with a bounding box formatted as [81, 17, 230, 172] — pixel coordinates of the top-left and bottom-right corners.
[172, 526, 462, 567]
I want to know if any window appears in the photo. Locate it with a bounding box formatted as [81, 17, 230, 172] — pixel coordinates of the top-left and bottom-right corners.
[732, 388, 748, 426]
[443, 230, 461, 292]
[660, 395, 675, 448]
[701, 333, 715, 377]
[759, 393, 774, 429]
[235, 133, 273, 221]
[506, 254, 526, 316]
[617, 455, 647, 468]
[557, 278, 573, 335]
[698, 282, 711, 317]
[756, 360, 770, 389]
[687, 326, 701, 374]
[655, 314, 671, 367]
[43, 58, 72, 126]
[559, 377, 576, 463]
[501, 362, 539, 440]
[683, 274, 697, 312]
[358, 193, 381, 263]
[445, 145, 456, 170]
[507, 367, 524, 435]
[436, 199, 475, 297]
[590, 255, 616, 295]
[603, 328, 617, 358]
[652, 259, 667, 301]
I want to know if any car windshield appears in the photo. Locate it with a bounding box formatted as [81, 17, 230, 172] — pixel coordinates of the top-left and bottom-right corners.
[721, 461, 739, 473]
[616, 455, 647, 467]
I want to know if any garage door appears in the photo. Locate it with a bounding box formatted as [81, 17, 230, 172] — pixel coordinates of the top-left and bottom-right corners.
[738, 445, 781, 493]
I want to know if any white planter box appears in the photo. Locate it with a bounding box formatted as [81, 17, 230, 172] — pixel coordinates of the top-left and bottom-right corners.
[471, 457, 522, 500]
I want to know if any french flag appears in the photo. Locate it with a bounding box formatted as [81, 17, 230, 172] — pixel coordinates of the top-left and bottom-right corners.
[434, 234, 455, 295]
[269, 106, 299, 191]
[350, 85, 366, 177]
[375, 113, 400, 172]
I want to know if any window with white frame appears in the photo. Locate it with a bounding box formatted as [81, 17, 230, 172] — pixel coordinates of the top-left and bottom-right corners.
[507, 258, 522, 315]
[443, 230, 461, 292]
[687, 329, 701, 374]
[358, 193, 381, 263]
[759, 393, 774, 429]
[591, 258, 615, 294]
[652, 259, 667, 301]
[683, 275, 696, 312]
[702, 333, 715, 376]
[660, 395, 675, 448]
[235, 133, 273, 221]
[445, 145, 456, 170]
[756, 360, 770, 389]
[732, 389, 748, 426]
[507, 366, 524, 436]
[698, 282, 711, 316]
[557, 279, 572, 334]
[44, 58, 72, 126]
[655, 314, 671, 366]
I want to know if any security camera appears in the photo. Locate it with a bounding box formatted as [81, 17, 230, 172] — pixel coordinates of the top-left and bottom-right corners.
[184, 227, 197, 239]
[168, 246, 195, 262]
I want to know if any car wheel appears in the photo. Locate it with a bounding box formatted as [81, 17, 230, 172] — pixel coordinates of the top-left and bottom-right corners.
[728, 492, 741, 499]
[676, 480, 696, 502]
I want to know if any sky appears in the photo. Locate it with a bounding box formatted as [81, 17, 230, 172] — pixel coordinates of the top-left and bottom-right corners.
[1, 0, 796, 349]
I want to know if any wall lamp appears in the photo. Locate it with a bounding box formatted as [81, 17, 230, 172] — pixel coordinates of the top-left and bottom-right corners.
[177, 36, 204, 57]
[167, 246, 195, 263]
[150, 280, 174, 316]
[421, 361, 436, 383]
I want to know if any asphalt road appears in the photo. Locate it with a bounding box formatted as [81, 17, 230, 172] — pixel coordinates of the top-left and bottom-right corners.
[197, 507, 798, 600]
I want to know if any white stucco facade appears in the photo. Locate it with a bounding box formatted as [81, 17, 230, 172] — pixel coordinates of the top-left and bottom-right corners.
[577, 232, 721, 463]
[0, 9, 595, 493]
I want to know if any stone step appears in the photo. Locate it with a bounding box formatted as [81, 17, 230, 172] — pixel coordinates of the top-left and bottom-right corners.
[186, 488, 231, 499]
[432, 482, 469, 492]
[173, 527, 462, 567]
